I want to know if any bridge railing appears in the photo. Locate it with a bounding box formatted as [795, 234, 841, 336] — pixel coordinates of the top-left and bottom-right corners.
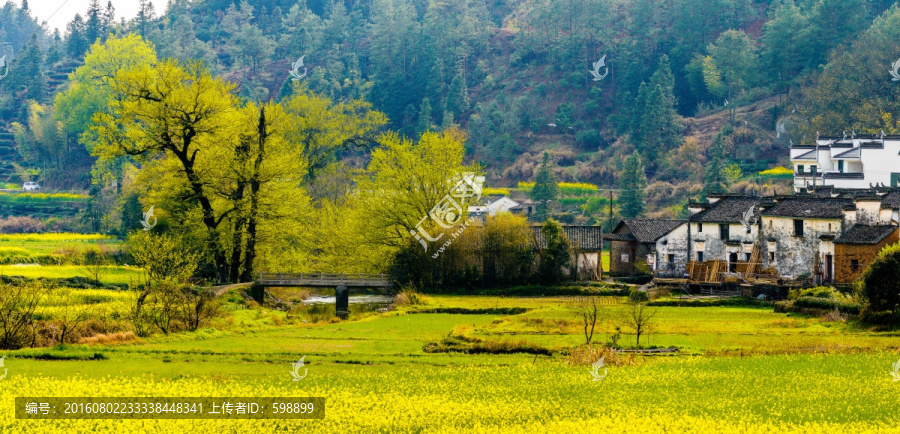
[257, 272, 390, 286]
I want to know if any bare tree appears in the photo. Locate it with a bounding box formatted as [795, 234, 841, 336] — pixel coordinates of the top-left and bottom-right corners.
[621, 301, 657, 347]
[574, 296, 605, 345]
[81, 241, 108, 284]
[0, 280, 48, 349]
[54, 289, 92, 344]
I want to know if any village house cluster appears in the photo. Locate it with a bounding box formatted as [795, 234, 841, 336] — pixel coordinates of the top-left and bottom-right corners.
[607, 189, 900, 285]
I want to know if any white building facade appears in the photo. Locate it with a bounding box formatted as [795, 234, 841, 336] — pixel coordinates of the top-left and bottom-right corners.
[790, 134, 900, 191]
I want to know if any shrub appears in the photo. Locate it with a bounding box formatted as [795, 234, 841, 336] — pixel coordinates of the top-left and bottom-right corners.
[629, 290, 649, 303]
[423, 334, 550, 355]
[394, 288, 426, 307]
[860, 243, 900, 316]
[788, 286, 847, 301]
[793, 296, 861, 314]
[0, 216, 45, 233]
[537, 219, 572, 285]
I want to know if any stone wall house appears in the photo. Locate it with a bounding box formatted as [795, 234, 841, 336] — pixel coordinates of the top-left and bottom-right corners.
[605, 219, 686, 276]
[687, 195, 763, 270]
[759, 197, 852, 281]
[833, 224, 899, 284]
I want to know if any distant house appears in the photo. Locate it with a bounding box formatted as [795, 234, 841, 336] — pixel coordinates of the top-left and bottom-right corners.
[790, 134, 900, 191]
[509, 199, 534, 217]
[468, 197, 522, 221]
[605, 219, 687, 276]
[484, 197, 520, 216]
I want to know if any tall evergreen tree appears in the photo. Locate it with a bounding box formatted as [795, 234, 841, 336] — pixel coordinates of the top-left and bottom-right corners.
[417, 97, 434, 134]
[136, 0, 156, 36]
[10, 34, 46, 103]
[66, 14, 89, 58]
[703, 134, 728, 198]
[632, 55, 682, 165]
[85, 0, 104, 44]
[531, 152, 559, 222]
[619, 152, 647, 219]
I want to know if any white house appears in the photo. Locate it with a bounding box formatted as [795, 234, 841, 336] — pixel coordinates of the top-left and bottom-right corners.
[791, 134, 900, 191]
[468, 196, 521, 217]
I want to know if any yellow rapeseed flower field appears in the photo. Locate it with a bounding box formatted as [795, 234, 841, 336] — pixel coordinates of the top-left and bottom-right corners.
[2, 353, 899, 433]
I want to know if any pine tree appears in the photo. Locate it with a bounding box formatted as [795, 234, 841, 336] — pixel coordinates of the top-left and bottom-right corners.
[417, 98, 433, 134]
[531, 152, 559, 222]
[703, 135, 728, 198]
[619, 152, 647, 219]
[45, 30, 62, 66]
[136, 0, 156, 36]
[86, 0, 103, 45]
[447, 70, 469, 116]
[66, 14, 89, 58]
[632, 55, 682, 165]
[11, 34, 46, 103]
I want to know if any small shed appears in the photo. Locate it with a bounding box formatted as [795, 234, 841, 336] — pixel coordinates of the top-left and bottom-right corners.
[833, 224, 899, 284]
[605, 219, 686, 276]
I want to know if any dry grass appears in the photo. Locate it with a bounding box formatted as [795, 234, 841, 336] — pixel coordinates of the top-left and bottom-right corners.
[395, 289, 427, 306]
[821, 308, 849, 323]
[267, 288, 312, 302]
[78, 332, 137, 346]
[564, 344, 637, 367]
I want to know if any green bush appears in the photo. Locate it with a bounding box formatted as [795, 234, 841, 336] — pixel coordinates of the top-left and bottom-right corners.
[793, 296, 861, 314]
[860, 243, 900, 317]
[788, 286, 847, 301]
[650, 298, 773, 308]
[472, 285, 627, 297]
[423, 335, 551, 355]
[629, 290, 649, 303]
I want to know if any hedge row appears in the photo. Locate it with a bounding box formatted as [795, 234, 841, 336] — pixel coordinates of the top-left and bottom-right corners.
[792, 296, 861, 314]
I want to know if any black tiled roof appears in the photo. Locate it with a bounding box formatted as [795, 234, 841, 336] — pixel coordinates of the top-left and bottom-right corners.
[824, 172, 864, 179]
[834, 224, 897, 245]
[689, 197, 762, 223]
[761, 197, 852, 219]
[882, 191, 900, 208]
[860, 141, 885, 149]
[608, 219, 686, 244]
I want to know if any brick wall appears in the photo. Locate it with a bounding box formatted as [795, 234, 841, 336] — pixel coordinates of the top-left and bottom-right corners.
[835, 230, 899, 284]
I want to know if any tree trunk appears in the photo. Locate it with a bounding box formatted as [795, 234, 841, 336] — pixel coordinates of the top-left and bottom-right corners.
[241, 107, 267, 282]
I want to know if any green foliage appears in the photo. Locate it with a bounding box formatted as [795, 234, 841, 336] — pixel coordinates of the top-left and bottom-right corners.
[703, 132, 729, 198]
[723, 164, 743, 185]
[793, 296, 861, 315]
[389, 212, 534, 290]
[788, 286, 848, 301]
[127, 232, 200, 285]
[619, 152, 647, 219]
[537, 219, 571, 285]
[629, 290, 650, 303]
[632, 55, 683, 163]
[531, 152, 559, 221]
[860, 242, 900, 316]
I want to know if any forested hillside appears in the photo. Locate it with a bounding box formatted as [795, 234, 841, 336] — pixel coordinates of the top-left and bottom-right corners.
[2, 0, 900, 229]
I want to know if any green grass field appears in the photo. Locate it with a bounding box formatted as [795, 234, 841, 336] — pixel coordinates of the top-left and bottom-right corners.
[1, 291, 899, 432]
